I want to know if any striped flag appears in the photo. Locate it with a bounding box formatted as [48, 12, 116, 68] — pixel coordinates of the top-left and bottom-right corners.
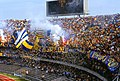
[21, 40, 33, 51]
[14, 28, 28, 48]
[11, 31, 18, 43]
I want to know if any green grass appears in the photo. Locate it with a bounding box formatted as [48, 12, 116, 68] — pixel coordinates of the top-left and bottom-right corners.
[0, 72, 29, 81]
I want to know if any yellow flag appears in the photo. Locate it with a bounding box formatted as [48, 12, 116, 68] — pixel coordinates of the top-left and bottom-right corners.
[33, 36, 40, 50]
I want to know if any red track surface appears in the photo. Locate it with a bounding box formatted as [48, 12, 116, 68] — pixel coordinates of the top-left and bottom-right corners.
[0, 74, 15, 81]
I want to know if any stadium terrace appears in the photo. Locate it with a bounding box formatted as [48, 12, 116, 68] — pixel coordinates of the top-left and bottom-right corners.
[0, 13, 119, 81]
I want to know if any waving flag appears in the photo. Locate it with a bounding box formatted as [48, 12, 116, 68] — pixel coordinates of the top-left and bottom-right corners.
[14, 28, 28, 48]
[11, 27, 34, 51]
[21, 40, 33, 51]
[11, 31, 18, 43]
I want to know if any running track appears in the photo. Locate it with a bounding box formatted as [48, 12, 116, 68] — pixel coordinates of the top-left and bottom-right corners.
[0, 74, 15, 81]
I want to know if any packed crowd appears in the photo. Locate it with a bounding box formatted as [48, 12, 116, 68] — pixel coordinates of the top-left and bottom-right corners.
[0, 14, 120, 81]
[1, 14, 120, 55]
[50, 14, 120, 60]
[3, 14, 119, 61]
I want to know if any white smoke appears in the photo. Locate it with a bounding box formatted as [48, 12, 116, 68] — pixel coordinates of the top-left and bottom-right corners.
[0, 20, 14, 35]
[0, 20, 6, 29]
[0, 29, 5, 40]
[30, 18, 68, 42]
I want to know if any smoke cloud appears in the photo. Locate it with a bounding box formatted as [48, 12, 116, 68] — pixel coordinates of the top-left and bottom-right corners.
[0, 20, 6, 29]
[30, 18, 69, 42]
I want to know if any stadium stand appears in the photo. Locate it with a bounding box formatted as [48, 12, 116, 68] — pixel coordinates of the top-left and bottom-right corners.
[0, 13, 120, 81]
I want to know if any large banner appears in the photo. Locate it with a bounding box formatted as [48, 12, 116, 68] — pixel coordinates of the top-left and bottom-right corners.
[37, 46, 65, 53]
[90, 51, 119, 72]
